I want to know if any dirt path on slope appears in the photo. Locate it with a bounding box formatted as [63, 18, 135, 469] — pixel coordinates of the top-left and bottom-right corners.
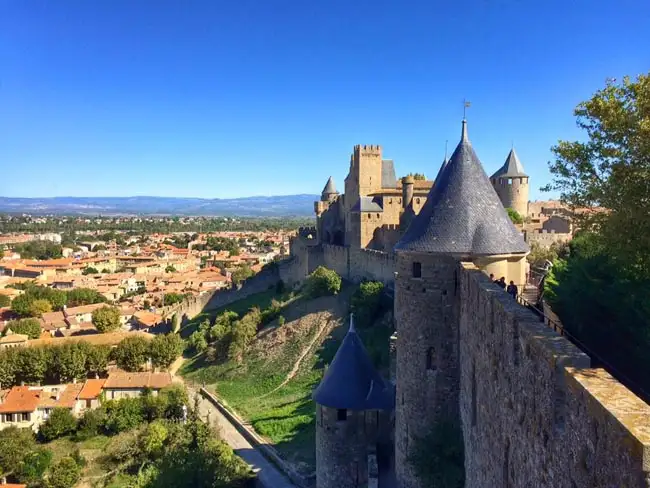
[260, 315, 335, 398]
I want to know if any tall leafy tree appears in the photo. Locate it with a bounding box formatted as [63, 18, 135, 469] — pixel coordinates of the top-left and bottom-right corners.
[149, 333, 183, 370]
[112, 336, 150, 371]
[92, 305, 122, 333]
[544, 73, 650, 277]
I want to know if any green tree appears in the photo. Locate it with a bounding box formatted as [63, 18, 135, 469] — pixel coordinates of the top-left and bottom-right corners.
[45, 456, 81, 488]
[543, 73, 650, 276]
[16, 346, 49, 384]
[76, 407, 107, 440]
[231, 263, 253, 285]
[505, 207, 524, 225]
[29, 298, 52, 317]
[113, 336, 150, 371]
[39, 408, 78, 442]
[17, 447, 52, 485]
[305, 266, 341, 298]
[165, 264, 177, 273]
[0, 294, 10, 307]
[350, 281, 386, 328]
[85, 344, 111, 377]
[162, 292, 186, 306]
[53, 343, 88, 383]
[82, 266, 99, 275]
[406, 172, 426, 180]
[10, 293, 34, 317]
[0, 426, 36, 477]
[103, 398, 145, 434]
[5, 318, 42, 339]
[0, 348, 19, 387]
[66, 287, 107, 307]
[92, 305, 121, 333]
[149, 333, 183, 370]
[188, 330, 208, 354]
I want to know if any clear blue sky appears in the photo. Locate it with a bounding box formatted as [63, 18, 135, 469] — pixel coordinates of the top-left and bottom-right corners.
[1, 0, 649, 200]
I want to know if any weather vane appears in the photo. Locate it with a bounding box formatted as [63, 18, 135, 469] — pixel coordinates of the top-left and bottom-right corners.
[463, 99, 471, 119]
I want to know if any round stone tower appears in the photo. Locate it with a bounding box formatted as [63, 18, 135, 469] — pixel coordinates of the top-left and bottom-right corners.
[393, 120, 529, 488]
[490, 148, 529, 217]
[313, 315, 395, 488]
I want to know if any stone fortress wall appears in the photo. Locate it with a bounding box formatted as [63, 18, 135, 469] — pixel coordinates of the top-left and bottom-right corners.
[458, 262, 650, 487]
[288, 237, 650, 486]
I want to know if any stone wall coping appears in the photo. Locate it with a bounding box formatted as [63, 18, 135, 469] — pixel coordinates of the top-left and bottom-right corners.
[567, 368, 650, 451]
[199, 387, 313, 488]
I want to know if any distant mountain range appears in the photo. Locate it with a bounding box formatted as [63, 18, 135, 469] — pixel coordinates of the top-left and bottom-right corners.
[0, 195, 319, 217]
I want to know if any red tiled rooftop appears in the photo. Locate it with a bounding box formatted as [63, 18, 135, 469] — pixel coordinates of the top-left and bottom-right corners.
[78, 379, 106, 400]
[0, 386, 40, 414]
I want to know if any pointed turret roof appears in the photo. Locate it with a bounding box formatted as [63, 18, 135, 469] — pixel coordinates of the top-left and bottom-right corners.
[322, 176, 338, 196]
[394, 120, 529, 255]
[312, 315, 394, 411]
[491, 148, 527, 178]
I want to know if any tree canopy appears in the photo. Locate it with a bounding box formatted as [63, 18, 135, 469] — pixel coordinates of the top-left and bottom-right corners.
[543, 73, 650, 277]
[92, 306, 121, 333]
[543, 73, 650, 396]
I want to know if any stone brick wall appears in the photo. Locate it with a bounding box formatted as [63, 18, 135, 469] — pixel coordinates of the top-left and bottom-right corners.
[322, 244, 350, 280]
[350, 248, 395, 285]
[458, 262, 650, 488]
[394, 252, 460, 488]
[316, 405, 369, 488]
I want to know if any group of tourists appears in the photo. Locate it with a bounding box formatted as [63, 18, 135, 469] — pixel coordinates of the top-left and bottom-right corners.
[489, 273, 518, 299]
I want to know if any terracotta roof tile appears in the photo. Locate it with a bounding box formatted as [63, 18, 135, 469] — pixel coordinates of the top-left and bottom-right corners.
[104, 372, 171, 390]
[78, 379, 106, 400]
[0, 386, 40, 413]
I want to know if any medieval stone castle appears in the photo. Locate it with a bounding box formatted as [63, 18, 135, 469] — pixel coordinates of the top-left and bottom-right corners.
[285, 120, 650, 488]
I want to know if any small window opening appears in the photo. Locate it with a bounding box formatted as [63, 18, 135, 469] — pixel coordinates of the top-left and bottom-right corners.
[412, 262, 422, 278]
[337, 409, 347, 421]
[426, 347, 435, 370]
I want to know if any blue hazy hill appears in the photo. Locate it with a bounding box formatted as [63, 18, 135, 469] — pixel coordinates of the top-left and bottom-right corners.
[0, 195, 319, 217]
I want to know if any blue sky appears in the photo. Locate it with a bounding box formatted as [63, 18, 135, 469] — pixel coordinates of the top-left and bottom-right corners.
[1, 0, 648, 200]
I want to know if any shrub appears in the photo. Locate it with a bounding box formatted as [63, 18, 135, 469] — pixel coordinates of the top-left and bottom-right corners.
[350, 281, 387, 328]
[0, 294, 10, 307]
[46, 456, 81, 488]
[39, 408, 78, 442]
[103, 398, 145, 435]
[305, 266, 341, 298]
[76, 408, 107, 440]
[277, 315, 286, 326]
[5, 318, 42, 339]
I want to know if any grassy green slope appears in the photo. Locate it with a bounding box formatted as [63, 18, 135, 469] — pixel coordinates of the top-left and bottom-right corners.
[180, 287, 392, 476]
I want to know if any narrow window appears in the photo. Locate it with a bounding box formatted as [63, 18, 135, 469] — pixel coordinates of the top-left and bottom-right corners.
[426, 347, 435, 370]
[471, 364, 477, 427]
[337, 409, 347, 421]
[412, 262, 422, 278]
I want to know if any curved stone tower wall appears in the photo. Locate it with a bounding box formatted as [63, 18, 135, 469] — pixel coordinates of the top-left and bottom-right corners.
[493, 176, 529, 217]
[394, 252, 460, 488]
[316, 405, 368, 488]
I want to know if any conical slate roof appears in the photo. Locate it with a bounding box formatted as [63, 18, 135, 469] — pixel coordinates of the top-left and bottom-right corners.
[312, 315, 394, 411]
[322, 177, 338, 195]
[394, 120, 529, 255]
[491, 148, 527, 178]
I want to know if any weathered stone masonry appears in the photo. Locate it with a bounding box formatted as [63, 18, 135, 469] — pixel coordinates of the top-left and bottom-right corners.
[459, 262, 650, 488]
